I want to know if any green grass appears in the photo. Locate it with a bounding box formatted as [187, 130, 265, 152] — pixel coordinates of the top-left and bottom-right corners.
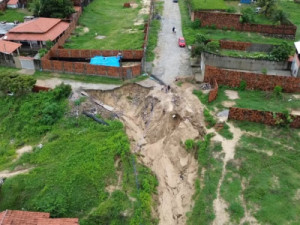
[187, 134, 223, 224]
[190, 0, 227, 10]
[225, 121, 300, 224]
[220, 49, 270, 60]
[179, 0, 293, 46]
[217, 122, 233, 140]
[0, 9, 32, 22]
[64, 0, 145, 50]
[0, 90, 158, 224]
[278, 0, 300, 40]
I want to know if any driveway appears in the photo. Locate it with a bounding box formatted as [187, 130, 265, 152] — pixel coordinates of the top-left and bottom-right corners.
[152, 0, 192, 84]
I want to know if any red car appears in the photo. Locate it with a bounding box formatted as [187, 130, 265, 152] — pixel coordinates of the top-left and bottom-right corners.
[178, 37, 186, 47]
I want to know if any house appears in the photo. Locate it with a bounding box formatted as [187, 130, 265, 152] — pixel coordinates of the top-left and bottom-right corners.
[4, 17, 69, 50]
[7, 0, 19, 8]
[291, 41, 300, 77]
[0, 210, 79, 225]
[0, 39, 21, 56]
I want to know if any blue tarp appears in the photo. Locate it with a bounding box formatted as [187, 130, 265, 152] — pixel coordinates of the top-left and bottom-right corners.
[240, 0, 251, 4]
[90, 56, 121, 67]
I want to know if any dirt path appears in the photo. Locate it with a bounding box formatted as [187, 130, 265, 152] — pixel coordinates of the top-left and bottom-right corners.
[152, 0, 192, 84]
[0, 168, 33, 179]
[211, 123, 243, 225]
[87, 83, 205, 225]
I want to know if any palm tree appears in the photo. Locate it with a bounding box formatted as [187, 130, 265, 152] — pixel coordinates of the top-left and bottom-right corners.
[257, 0, 277, 17]
[272, 9, 290, 25]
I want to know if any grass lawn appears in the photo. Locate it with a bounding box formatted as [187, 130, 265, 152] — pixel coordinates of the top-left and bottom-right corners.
[278, 0, 300, 40]
[219, 49, 270, 60]
[0, 87, 158, 224]
[190, 0, 227, 10]
[64, 0, 146, 50]
[179, 0, 292, 46]
[0, 9, 32, 22]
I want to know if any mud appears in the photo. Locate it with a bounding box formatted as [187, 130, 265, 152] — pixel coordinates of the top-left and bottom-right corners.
[86, 83, 206, 225]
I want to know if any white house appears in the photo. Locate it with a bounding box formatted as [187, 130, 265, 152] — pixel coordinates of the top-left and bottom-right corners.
[291, 41, 300, 77]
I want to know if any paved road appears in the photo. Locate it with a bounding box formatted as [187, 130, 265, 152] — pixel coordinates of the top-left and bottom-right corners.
[152, 0, 192, 84]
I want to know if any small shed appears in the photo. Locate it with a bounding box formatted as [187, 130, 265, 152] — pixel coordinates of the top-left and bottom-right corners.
[7, 0, 19, 8]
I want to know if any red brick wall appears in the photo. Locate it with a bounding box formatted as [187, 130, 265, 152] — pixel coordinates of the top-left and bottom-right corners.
[32, 85, 51, 92]
[208, 79, 218, 102]
[194, 11, 297, 37]
[229, 107, 300, 128]
[219, 40, 251, 51]
[204, 65, 300, 93]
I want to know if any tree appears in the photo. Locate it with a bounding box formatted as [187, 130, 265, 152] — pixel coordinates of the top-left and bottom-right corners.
[272, 9, 290, 25]
[257, 0, 277, 17]
[30, 0, 75, 18]
[241, 7, 256, 23]
[0, 73, 36, 95]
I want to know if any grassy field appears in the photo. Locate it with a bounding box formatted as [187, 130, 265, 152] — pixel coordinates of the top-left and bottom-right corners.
[189, 0, 227, 10]
[64, 0, 146, 50]
[179, 0, 292, 46]
[192, 84, 300, 224]
[0, 87, 158, 224]
[278, 0, 300, 40]
[0, 9, 32, 22]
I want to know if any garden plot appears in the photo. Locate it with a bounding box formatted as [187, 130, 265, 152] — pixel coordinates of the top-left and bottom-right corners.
[64, 0, 149, 50]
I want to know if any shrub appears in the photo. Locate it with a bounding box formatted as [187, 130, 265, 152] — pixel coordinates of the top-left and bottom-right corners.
[241, 8, 256, 23]
[195, 33, 208, 44]
[192, 19, 201, 29]
[192, 43, 206, 57]
[185, 139, 195, 151]
[52, 83, 72, 100]
[204, 108, 216, 128]
[210, 24, 217, 29]
[270, 42, 293, 61]
[0, 73, 36, 96]
[273, 85, 282, 97]
[239, 80, 247, 91]
[226, 7, 237, 13]
[206, 41, 220, 53]
[272, 9, 290, 25]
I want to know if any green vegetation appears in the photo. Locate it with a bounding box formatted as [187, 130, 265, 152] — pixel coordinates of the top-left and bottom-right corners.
[189, 0, 227, 10]
[30, 0, 74, 18]
[0, 73, 36, 96]
[187, 134, 223, 224]
[146, 1, 164, 61]
[218, 122, 233, 140]
[222, 121, 300, 224]
[204, 108, 217, 128]
[64, 0, 145, 50]
[0, 9, 32, 22]
[179, 0, 293, 46]
[0, 86, 158, 224]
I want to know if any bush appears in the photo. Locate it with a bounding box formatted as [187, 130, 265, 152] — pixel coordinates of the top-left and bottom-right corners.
[239, 80, 247, 91]
[270, 42, 293, 61]
[241, 8, 256, 23]
[204, 108, 216, 128]
[226, 6, 237, 13]
[0, 73, 36, 96]
[52, 83, 72, 100]
[185, 139, 195, 151]
[273, 85, 282, 97]
[206, 41, 220, 53]
[195, 33, 208, 44]
[192, 19, 201, 29]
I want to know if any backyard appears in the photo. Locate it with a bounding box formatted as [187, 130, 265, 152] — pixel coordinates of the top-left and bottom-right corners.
[188, 85, 300, 224]
[0, 8, 32, 22]
[64, 0, 148, 50]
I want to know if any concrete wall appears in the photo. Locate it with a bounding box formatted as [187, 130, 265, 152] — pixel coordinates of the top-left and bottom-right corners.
[194, 11, 297, 38]
[229, 107, 300, 128]
[203, 52, 289, 71]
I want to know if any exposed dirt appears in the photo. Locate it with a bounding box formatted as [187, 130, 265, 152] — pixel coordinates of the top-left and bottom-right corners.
[13, 145, 33, 162]
[291, 109, 300, 116]
[222, 101, 236, 108]
[0, 168, 33, 179]
[211, 123, 243, 225]
[95, 35, 106, 39]
[85, 83, 206, 225]
[225, 90, 239, 100]
[134, 0, 151, 25]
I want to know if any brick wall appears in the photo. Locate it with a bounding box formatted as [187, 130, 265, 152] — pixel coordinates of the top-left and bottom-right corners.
[219, 40, 251, 51]
[32, 85, 51, 92]
[208, 79, 218, 102]
[204, 65, 300, 93]
[229, 107, 300, 128]
[194, 11, 297, 38]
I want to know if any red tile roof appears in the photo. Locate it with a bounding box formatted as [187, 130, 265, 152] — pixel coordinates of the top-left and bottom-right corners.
[9, 18, 61, 34]
[0, 210, 79, 225]
[7, 0, 18, 5]
[6, 20, 69, 41]
[0, 40, 21, 54]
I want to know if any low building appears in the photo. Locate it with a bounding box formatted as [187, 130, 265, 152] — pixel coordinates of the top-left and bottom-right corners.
[4, 17, 69, 50]
[0, 210, 79, 225]
[7, 0, 18, 8]
[291, 41, 300, 77]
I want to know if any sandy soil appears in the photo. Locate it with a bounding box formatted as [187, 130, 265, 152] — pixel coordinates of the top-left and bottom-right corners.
[0, 168, 32, 179]
[86, 83, 205, 225]
[222, 101, 236, 108]
[13, 145, 33, 162]
[134, 0, 151, 25]
[291, 109, 300, 116]
[225, 90, 239, 100]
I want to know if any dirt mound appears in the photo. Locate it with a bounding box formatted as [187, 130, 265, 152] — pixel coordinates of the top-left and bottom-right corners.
[86, 83, 206, 225]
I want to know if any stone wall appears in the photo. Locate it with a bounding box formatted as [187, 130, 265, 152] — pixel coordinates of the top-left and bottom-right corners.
[204, 65, 300, 92]
[229, 107, 300, 128]
[194, 11, 297, 38]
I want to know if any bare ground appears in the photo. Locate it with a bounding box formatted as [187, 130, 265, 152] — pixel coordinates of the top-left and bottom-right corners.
[85, 82, 206, 225]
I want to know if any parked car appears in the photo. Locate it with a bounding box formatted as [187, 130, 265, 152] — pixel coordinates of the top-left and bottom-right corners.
[178, 37, 186, 47]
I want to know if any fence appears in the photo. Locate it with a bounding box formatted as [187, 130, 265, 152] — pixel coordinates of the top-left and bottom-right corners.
[219, 40, 274, 52]
[204, 65, 300, 92]
[228, 107, 300, 128]
[192, 11, 297, 38]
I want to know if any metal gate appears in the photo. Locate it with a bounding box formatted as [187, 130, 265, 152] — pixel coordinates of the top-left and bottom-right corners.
[19, 56, 35, 69]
